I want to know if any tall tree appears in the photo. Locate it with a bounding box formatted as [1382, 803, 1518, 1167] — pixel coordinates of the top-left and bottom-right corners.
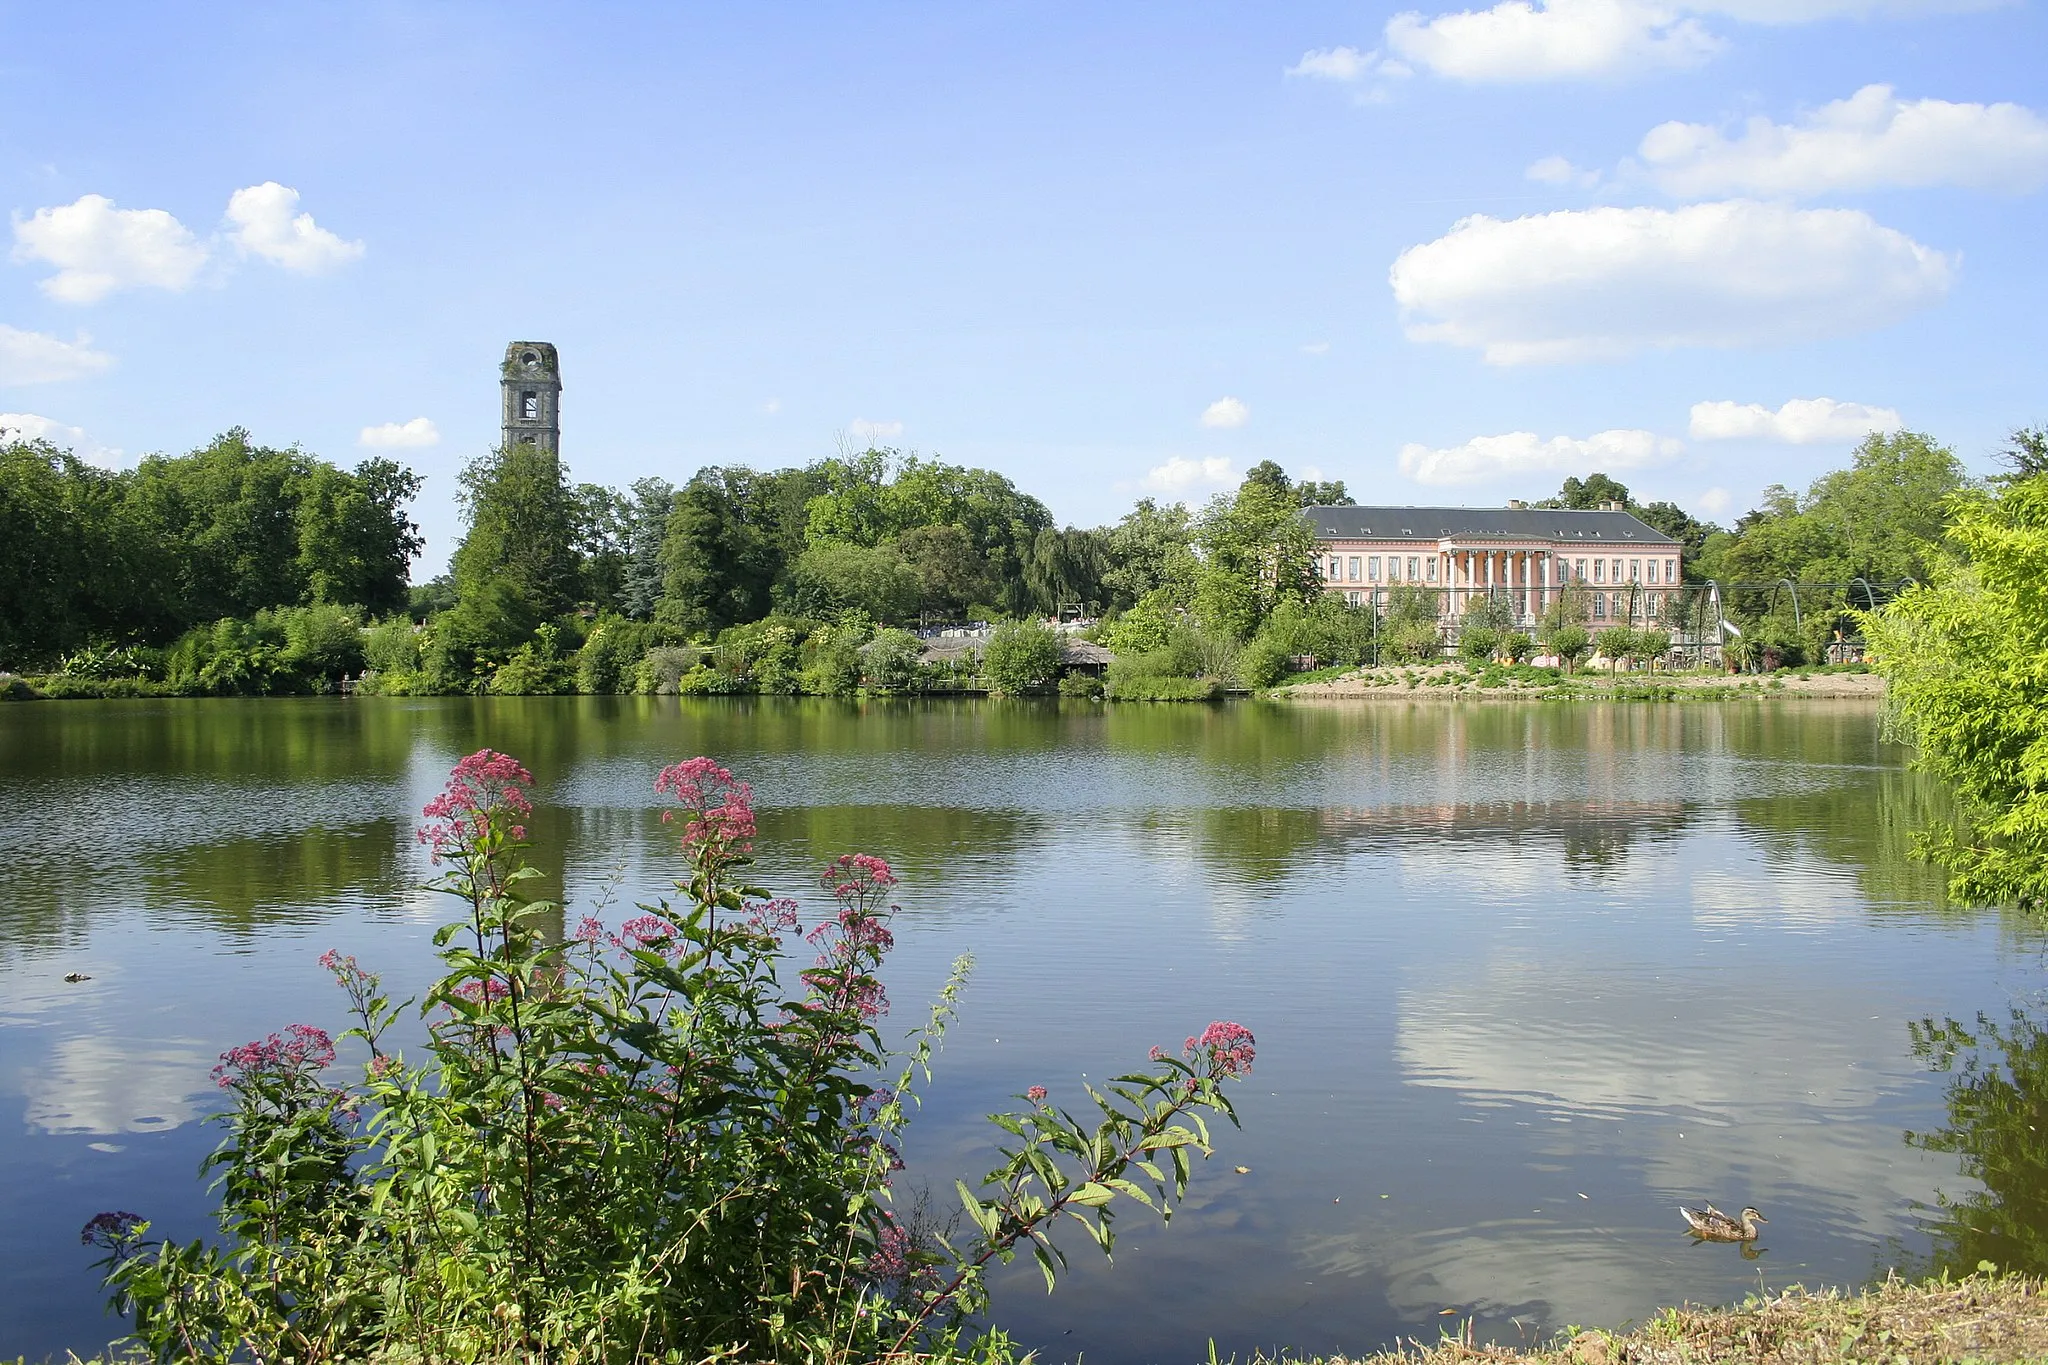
[1100, 499, 1196, 611]
[619, 477, 675, 619]
[450, 443, 579, 626]
[658, 468, 779, 635]
[1193, 470, 1319, 640]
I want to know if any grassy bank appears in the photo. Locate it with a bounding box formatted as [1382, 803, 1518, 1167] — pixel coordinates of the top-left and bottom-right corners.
[1264, 1274, 2047, 1365]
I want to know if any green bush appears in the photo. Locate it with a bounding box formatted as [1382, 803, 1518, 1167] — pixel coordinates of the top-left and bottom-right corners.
[1497, 631, 1532, 663]
[363, 615, 422, 676]
[1058, 671, 1104, 699]
[864, 628, 925, 692]
[489, 625, 575, 695]
[675, 665, 754, 696]
[1237, 634, 1293, 689]
[983, 620, 1063, 694]
[576, 616, 657, 694]
[84, 753, 1256, 1363]
[1457, 627, 1498, 664]
[800, 625, 866, 697]
[636, 645, 701, 694]
[1383, 617, 1442, 665]
[1106, 674, 1222, 701]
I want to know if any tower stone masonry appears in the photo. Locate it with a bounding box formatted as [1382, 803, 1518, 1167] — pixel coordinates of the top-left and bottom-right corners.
[501, 342, 561, 453]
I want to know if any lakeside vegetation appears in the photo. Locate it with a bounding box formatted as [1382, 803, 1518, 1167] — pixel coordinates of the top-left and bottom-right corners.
[0, 424, 2013, 701]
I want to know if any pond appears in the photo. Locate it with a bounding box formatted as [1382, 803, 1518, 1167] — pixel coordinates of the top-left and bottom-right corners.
[2, 696, 2043, 1362]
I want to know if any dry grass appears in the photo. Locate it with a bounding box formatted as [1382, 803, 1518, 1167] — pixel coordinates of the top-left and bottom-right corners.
[1268, 1274, 2048, 1365]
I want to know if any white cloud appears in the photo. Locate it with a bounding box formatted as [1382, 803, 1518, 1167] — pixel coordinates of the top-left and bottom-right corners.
[1691, 0, 2009, 18]
[0, 412, 122, 461]
[1526, 153, 1601, 187]
[1300, 340, 1331, 355]
[1399, 428, 1680, 485]
[0, 324, 114, 384]
[358, 416, 440, 449]
[1142, 456, 1237, 494]
[848, 417, 903, 441]
[1200, 396, 1250, 429]
[1697, 486, 1731, 514]
[10, 193, 209, 303]
[1388, 199, 1954, 364]
[761, 398, 781, 415]
[1385, 0, 1722, 82]
[224, 182, 364, 273]
[1640, 85, 2048, 198]
[1286, 45, 1378, 80]
[1689, 396, 1903, 443]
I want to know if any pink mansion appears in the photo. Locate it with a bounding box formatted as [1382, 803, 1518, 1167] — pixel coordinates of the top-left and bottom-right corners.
[1306, 502, 1684, 625]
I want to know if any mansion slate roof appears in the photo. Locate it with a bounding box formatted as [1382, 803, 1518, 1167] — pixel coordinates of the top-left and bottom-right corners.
[1304, 505, 1678, 546]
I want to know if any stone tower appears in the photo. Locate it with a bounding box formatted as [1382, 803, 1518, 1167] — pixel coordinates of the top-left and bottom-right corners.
[500, 342, 561, 453]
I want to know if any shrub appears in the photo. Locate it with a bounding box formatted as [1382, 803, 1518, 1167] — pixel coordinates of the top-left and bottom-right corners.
[1457, 627, 1498, 664]
[1237, 634, 1293, 689]
[1058, 671, 1104, 699]
[1106, 674, 1222, 701]
[1632, 627, 1671, 671]
[1497, 631, 1532, 664]
[864, 628, 925, 692]
[575, 616, 656, 694]
[363, 614, 422, 676]
[983, 619, 1063, 694]
[489, 625, 575, 695]
[801, 624, 866, 697]
[636, 645, 701, 694]
[1383, 617, 1442, 665]
[85, 753, 1255, 1363]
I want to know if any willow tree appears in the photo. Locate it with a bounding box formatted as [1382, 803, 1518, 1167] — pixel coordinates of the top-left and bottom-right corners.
[1865, 469, 2048, 910]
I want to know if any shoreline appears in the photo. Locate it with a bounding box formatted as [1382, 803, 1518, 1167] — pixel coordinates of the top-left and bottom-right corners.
[1274, 664, 1886, 703]
[1280, 1273, 2048, 1364]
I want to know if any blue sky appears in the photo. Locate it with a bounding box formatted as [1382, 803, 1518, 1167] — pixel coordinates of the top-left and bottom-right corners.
[2, 2, 2044, 573]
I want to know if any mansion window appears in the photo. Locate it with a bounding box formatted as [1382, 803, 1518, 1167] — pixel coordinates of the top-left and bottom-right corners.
[1347, 590, 1362, 606]
[1426, 557, 1438, 582]
[1645, 559, 1657, 584]
[1407, 556, 1420, 580]
[1592, 592, 1607, 619]
[1369, 556, 1381, 581]
[1612, 559, 1623, 582]
[1348, 556, 1361, 581]
[1630, 559, 1641, 583]
[1575, 558, 1587, 582]
[1326, 557, 1340, 580]
[1593, 559, 1604, 582]
[1665, 558, 1677, 581]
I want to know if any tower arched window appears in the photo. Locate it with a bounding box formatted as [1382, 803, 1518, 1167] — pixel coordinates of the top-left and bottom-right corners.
[522, 390, 539, 420]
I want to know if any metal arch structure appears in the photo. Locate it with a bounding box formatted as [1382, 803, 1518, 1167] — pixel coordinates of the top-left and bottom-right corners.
[1765, 578, 1803, 634]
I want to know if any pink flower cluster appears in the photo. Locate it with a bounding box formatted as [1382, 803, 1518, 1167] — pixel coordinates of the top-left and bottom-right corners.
[80, 1211, 146, 1249]
[1025, 1085, 1048, 1103]
[416, 749, 535, 862]
[655, 757, 757, 862]
[449, 978, 512, 1005]
[212, 1024, 336, 1089]
[744, 897, 801, 939]
[1188, 1021, 1256, 1077]
[868, 1215, 913, 1280]
[822, 853, 897, 905]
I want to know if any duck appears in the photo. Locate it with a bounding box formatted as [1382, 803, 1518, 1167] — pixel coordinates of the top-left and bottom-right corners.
[1679, 1203, 1766, 1241]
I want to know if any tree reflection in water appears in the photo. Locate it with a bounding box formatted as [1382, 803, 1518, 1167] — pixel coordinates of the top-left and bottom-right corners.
[1909, 1003, 2048, 1275]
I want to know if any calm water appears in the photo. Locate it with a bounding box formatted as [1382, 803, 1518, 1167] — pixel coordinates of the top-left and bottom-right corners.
[2, 697, 2043, 1362]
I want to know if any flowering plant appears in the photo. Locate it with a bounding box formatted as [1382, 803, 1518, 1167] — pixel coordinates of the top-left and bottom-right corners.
[88, 751, 1253, 1364]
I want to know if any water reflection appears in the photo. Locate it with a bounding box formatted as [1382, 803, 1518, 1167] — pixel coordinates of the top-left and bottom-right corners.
[1909, 1003, 2048, 1276]
[0, 696, 2039, 1365]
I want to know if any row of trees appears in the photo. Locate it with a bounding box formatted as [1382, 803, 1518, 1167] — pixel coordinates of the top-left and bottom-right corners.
[0, 429, 420, 670]
[3, 418, 2021, 695]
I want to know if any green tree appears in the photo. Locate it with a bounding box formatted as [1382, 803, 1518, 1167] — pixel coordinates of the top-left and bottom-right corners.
[1192, 474, 1318, 641]
[1545, 472, 1632, 509]
[982, 619, 1063, 693]
[863, 628, 924, 691]
[784, 541, 920, 624]
[1865, 471, 2048, 908]
[570, 482, 632, 608]
[658, 470, 778, 635]
[619, 478, 675, 619]
[1100, 499, 1196, 611]
[1546, 623, 1591, 674]
[1595, 626, 1635, 673]
[451, 443, 579, 624]
[1024, 526, 1107, 616]
[897, 523, 990, 620]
